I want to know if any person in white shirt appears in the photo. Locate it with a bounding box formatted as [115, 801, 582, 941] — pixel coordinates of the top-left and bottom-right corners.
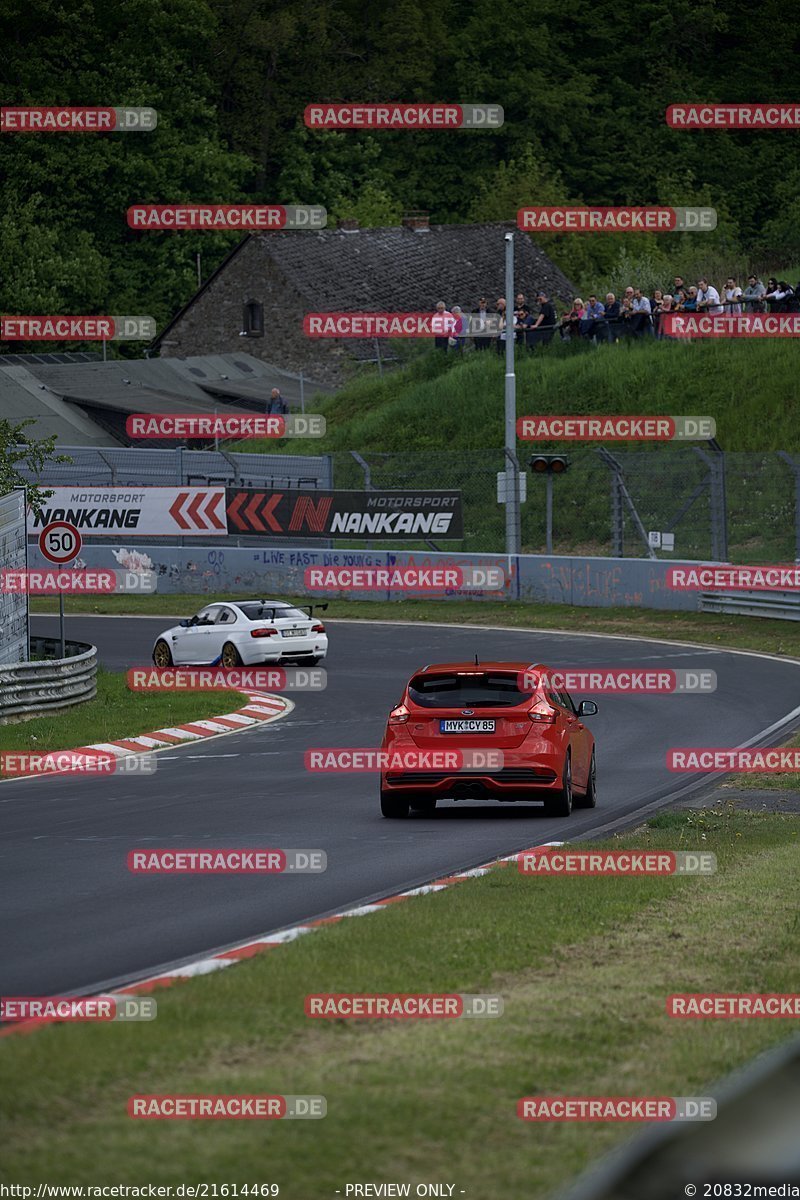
[696, 278, 723, 314]
[723, 277, 743, 314]
[431, 300, 453, 351]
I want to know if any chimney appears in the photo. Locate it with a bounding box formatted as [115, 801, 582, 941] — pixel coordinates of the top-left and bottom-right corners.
[402, 210, 430, 233]
[337, 217, 360, 232]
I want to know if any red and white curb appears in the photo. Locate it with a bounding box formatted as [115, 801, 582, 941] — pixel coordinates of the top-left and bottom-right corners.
[0, 841, 563, 1038]
[2, 690, 293, 781]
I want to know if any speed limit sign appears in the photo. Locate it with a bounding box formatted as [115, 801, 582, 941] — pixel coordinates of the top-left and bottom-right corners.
[39, 521, 83, 565]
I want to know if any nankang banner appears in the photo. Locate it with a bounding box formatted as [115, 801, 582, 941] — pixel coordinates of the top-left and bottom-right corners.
[27, 488, 228, 537]
[225, 488, 463, 539]
[27, 487, 463, 540]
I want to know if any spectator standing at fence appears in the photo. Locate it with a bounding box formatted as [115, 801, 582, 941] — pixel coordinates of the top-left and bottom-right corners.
[514, 293, 530, 344]
[673, 276, 686, 298]
[604, 292, 621, 341]
[431, 300, 453, 351]
[494, 298, 507, 355]
[631, 288, 652, 335]
[473, 297, 492, 351]
[525, 291, 557, 350]
[696, 278, 723, 314]
[743, 275, 766, 312]
[777, 281, 795, 312]
[583, 294, 607, 343]
[682, 286, 699, 312]
[450, 304, 467, 352]
[723, 277, 743, 314]
[764, 278, 779, 311]
[657, 294, 675, 339]
[560, 297, 585, 340]
[267, 387, 289, 414]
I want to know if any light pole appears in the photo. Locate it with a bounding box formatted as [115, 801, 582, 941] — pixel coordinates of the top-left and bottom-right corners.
[504, 232, 520, 555]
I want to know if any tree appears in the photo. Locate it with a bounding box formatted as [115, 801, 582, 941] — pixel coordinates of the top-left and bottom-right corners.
[0, 419, 70, 517]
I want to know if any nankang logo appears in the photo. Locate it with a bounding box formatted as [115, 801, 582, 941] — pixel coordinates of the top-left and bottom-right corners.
[329, 511, 454, 535]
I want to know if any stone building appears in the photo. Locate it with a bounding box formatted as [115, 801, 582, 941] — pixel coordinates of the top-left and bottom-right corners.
[152, 216, 575, 389]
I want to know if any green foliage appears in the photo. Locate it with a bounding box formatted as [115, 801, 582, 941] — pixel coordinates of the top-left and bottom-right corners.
[0, 418, 71, 515]
[1, 0, 797, 338]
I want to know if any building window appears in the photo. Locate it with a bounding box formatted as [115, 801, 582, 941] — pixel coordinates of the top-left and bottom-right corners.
[242, 300, 264, 337]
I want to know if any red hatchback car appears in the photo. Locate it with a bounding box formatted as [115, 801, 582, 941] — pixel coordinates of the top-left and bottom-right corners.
[379, 661, 597, 818]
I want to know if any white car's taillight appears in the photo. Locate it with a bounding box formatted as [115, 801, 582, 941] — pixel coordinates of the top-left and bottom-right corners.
[251, 627, 278, 638]
[311, 622, 325, 633]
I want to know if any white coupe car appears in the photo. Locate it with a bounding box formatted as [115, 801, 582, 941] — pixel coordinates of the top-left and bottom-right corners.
[152, 600, 328, 667]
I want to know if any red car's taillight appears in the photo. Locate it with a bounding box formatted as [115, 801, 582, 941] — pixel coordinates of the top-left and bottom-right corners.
[388, 705, 410, 725]
[311, 622, 325, 633]
[528, 702, 558, 724]
[251, 627, 278, 638]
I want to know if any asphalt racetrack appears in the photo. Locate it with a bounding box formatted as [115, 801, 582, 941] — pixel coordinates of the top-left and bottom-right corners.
[2, 614, 800, 997]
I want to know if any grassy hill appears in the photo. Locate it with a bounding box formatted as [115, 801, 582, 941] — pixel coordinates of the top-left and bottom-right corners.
[238, 339, 800, 560]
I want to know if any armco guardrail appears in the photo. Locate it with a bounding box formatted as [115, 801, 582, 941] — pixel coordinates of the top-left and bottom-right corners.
[558, 1034, 800, 1199]
[700, 591, 800, 620]
[0, 639, 97, 723]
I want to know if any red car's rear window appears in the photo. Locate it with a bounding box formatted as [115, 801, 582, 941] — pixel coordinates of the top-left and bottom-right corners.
[407, 672, 534, 709]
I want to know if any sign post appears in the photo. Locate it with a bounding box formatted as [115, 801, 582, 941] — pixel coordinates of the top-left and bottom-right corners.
[38, 521, 82, 659]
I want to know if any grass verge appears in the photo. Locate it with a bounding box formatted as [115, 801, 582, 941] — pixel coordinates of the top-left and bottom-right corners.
[1, 808, 798, 1193]
[0, 669, 250, 775]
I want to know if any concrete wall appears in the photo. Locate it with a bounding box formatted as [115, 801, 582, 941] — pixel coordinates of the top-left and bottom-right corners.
[0, 490, 28, 664]
[27, 542, 700, 613]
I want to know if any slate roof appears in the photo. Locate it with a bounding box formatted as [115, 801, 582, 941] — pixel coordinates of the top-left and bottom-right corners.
[254, 221, 574, 311]
[152, 222, 575, 354]
[0, 353, 331, 448]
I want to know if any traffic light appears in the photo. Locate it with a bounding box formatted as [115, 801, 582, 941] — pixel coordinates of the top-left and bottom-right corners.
[529, 454, 570, 475]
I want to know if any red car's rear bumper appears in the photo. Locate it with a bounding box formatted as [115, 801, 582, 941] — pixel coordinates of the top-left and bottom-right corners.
[379, 766, 560, 800]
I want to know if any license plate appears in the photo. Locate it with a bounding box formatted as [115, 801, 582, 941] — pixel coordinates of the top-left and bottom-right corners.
[439, 719, 496, 733]
[281, 628, 307, 638]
